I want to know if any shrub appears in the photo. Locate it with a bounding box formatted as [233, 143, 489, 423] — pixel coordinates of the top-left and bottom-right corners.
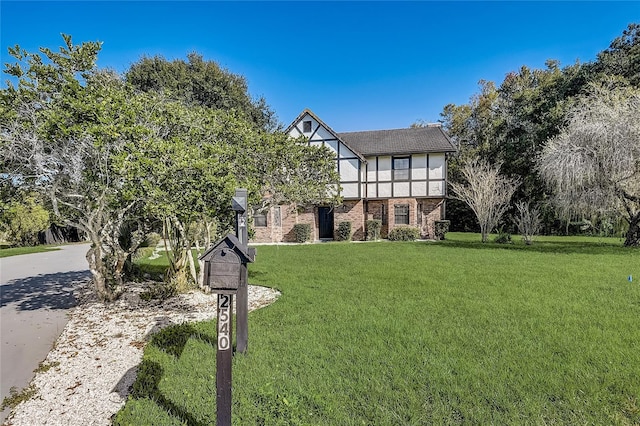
[140, 232, 162, 248]
[494, 231, 512, 244]
[388, 226, 420, 241]
[1, 196, 50, 246]
[514, 202, 541, 245]
[336, 221, 352, 241]
[366, 220, 382, 241]
[293, 223, 312, 243]
[434, 220, 450, 240]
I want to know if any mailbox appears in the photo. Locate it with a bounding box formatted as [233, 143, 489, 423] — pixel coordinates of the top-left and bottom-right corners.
[199, 233, 255, 294]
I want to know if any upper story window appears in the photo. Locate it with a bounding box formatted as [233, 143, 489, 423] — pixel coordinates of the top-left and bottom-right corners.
[393, 157, 410, 181]
[302, 120, 312, 133]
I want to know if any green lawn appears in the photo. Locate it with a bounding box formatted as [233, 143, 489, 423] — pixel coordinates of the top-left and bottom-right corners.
[115, 234, 640, 425]
[0, 245, 61, 258]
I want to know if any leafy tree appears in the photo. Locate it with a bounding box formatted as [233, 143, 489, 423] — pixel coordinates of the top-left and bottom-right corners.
[594, 23, 640, 86]
[1, 35, 340, 300]
[0, 194, 50, 246]
[1, 36, 156, 300]
[449, 158, 519, 243]
[538, 80, 640, 247]
[126, 53, 278, 131]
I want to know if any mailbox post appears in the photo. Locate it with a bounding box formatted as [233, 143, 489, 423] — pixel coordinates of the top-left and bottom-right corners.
[199, 234, 254, 426]
[231, 188, 249, 354]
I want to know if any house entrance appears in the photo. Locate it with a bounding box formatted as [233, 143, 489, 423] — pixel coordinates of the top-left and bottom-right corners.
[318, 207, 334, 239]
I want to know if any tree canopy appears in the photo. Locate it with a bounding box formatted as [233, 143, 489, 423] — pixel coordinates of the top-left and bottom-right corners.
[1, 35, 338, 300]
[434, 23, 640, 239]
[538, 80, 640, 246]
[125, 53, 279, 131]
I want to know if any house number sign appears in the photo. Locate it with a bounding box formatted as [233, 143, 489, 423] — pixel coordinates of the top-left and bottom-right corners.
[217, 294, 232, 351]
[216, 293, 233, 425]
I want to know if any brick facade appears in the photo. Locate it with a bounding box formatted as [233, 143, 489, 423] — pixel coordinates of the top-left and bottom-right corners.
[251, 198, 445, 243]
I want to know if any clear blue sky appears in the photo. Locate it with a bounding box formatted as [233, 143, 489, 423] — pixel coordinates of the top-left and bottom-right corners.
[1, 1, 638, 131]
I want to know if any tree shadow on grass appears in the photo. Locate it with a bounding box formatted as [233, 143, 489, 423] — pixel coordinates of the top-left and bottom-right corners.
[117, 321, 218, 425]
[0, 271, 91, 310]
[130, 360, 206, 426]
[436, 238, 634, 256]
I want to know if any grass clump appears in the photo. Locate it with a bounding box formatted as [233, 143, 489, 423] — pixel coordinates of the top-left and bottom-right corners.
[1, 385, 37, 411]
[119, 233, 640, 425]
[34, 361, 60, 374]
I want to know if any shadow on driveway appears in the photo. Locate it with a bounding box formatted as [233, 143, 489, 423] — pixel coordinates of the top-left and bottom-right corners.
[0, 270, 91, 311]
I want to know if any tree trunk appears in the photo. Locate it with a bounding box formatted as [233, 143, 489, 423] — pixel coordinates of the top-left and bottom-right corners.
[624, 213, 640, 247]
[85, 239, 118, 302]
[480, 225, 489, 243]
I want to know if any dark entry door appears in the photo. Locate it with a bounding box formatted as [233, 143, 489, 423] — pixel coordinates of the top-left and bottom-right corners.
[318, 207, 334, 239]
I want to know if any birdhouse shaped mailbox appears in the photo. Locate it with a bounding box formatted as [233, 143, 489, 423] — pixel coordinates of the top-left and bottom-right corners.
[199, 233, 255, 294]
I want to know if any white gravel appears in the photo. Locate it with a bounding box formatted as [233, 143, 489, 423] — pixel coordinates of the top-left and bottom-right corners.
[3, 281, 280, 426]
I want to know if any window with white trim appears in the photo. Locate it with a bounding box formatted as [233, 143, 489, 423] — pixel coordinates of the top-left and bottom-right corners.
[393, 157, 410, 181]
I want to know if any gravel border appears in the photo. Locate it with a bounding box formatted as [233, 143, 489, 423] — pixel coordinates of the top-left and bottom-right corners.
[3, 281, 280, 426]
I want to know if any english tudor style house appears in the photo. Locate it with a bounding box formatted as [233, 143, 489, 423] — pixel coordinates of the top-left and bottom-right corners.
[252, 109, 457, 243]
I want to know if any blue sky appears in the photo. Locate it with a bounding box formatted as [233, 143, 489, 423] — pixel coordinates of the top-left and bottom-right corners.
[1, 1, 638, 131]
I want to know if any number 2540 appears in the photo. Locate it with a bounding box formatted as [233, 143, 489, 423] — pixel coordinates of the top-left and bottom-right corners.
[218, 295, 231, 350]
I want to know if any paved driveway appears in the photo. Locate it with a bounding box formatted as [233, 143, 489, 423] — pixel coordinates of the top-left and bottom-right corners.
[0, 243, 91, 423]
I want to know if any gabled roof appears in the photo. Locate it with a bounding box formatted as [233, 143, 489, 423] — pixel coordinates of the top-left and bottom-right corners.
[338, 127, 457, 157]
[285, 108, 366, 163]
[286, 109, 457, 159]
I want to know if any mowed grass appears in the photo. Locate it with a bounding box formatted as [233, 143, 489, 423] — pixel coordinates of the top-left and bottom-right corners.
[115, 234, 640, 425]
[0, 245, 60, 258]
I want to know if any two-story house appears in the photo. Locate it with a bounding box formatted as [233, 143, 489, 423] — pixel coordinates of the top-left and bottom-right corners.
[252, 109, 457, 242]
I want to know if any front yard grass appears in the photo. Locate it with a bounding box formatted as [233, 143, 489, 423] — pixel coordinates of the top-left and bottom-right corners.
[0, 245, 60, 258]
[115, 233, 640, 425]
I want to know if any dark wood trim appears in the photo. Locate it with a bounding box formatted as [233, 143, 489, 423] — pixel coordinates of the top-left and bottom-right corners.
[310, 122, 321, 139]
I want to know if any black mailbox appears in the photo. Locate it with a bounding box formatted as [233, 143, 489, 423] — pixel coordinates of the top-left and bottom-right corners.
[199, 233, 255, 294]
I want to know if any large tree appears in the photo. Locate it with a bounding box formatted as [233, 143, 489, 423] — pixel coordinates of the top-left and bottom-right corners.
[1, 37, 154, 300]
[594, 23, 640, 87]
[538, 80, 640, 247]
[125, 53, 278, 131]
[435, 24, 639, 235]
[1, 36, 342, 299]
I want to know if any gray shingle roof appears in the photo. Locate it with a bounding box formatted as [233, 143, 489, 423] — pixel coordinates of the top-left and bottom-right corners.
[338, 127, 457, 157]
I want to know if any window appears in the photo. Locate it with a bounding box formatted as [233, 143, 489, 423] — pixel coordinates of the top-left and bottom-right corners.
[393, 157, 410, 181]
[394, 204, 409, 225]
[274, 206, 281, 227]
[254, 211, 267, 227]
[303, 120, 312, 133]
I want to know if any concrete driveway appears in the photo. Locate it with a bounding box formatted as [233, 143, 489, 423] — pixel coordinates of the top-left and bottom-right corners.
[0, 243, 91, 423]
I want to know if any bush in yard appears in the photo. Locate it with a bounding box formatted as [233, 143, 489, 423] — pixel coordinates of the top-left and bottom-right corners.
[140, 232, 162, 248]
[514, 202, 541, 245]
[293, 223, 312, 243]
[434, 220, 450, 240]
[366, 220, 382, 241]
[494, 230, 512, 244]
[388, 226, 420, 241]
[1, 196, 50, 246]
[336, 221, 352, 241]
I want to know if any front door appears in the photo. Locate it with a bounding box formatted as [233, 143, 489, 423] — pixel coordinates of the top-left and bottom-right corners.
[318, 207, 334, 239]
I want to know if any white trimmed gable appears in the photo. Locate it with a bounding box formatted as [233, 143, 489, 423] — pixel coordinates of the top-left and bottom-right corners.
[286, 109, 454, 200]
[287, 110, 364, 199]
